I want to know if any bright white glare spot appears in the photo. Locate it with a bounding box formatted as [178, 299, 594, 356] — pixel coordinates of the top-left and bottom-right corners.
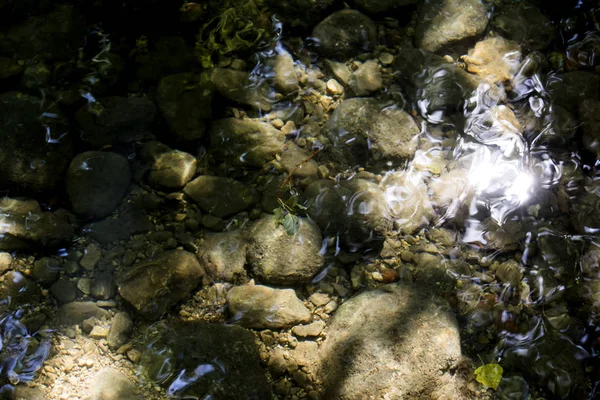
[505, 172, 534, 204]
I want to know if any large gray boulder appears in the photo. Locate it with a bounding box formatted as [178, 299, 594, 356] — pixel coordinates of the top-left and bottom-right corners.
[247, 215, 324, 285]
[66, 151, 131, 219]
[415, 0, 488, 53]
[118, 250, 205, 319]
[227, 284, 311, 329]
[184, 175, 256, 218]
[156, 72, 213, 142]
[311, 10, 377, 60]
[0, 92, 72, 192]
[210, 118, 285, 167]
[323, 98, 419, 166]
[318, 283, 467, 399]
[75, 96, 156, 147]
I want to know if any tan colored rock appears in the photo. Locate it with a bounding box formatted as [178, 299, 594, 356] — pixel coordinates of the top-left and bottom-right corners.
[274, 53, 299, 93]
[462, 37, 521, 85]
[279, 142, 318, 178]
[227, 284, 311, 329]
[349, 60, 382, 95]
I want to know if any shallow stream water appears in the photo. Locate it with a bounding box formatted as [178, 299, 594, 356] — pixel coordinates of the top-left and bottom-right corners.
[0, 0, 600, 399]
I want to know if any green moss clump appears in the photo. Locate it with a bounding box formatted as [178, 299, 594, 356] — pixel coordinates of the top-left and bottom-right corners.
[195, 0, 271, 68]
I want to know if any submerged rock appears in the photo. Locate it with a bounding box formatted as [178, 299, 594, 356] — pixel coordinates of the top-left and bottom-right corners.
[210, 118, 285, 167]
[318, 283, 467, 399]
[247, 215, 324, 285]
[262, 0, 334, 28]
[0, 198, 73, 250]
[210, 68, 273, 111]
[0, 57, 23, 79]
[227, 284, 311, 329]
[184, 175, 256, 218]
[273, 53, 299, 94]
[107, 312, 133, 350]
[66, 151, 132, 219]
[0, 92, 72, 192]
[75, 96, 156, 147]
[0, 271, 41, 309]
[134, 36, 196, 83]
[141, 321, 272, 399]
[491, 5, 555, 51]
[579, 99, 600, 157]
[323, 98, 419, 166]
[199, 230, 248, 282]
[303, 178, 392, 249]
[311, 10, 377, 60]
[352, 0, 418, 14]
[57, 301, 110, 327]
[415, 0, 488, 53]
[156, 72, 213, 142]
[548, 71, 600, 114]
[0, 5, 85, 61]
[348, 60, 382, 96]
[279, 142, 318, 178]
[382, 171, 436, 234]
[84, 206, 154, 246]
[394, 47, 488, 123]
[88, 367, 142, 400]
[118, 250, 205, 320]
[462, 37, 521, 85]
[148, 150, 197, 190]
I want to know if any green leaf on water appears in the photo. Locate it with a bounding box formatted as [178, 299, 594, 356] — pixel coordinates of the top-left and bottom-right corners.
[474, 363, 503, 390]
[282, 213, 300, 236]
[273, 206, 284, 223]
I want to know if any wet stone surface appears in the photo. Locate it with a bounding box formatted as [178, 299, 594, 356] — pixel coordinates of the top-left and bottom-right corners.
[0, 0, 599, 399]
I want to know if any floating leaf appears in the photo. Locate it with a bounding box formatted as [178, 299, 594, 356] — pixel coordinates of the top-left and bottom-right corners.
[282, 213, 300, 236]
[474, 363, 503, 390]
